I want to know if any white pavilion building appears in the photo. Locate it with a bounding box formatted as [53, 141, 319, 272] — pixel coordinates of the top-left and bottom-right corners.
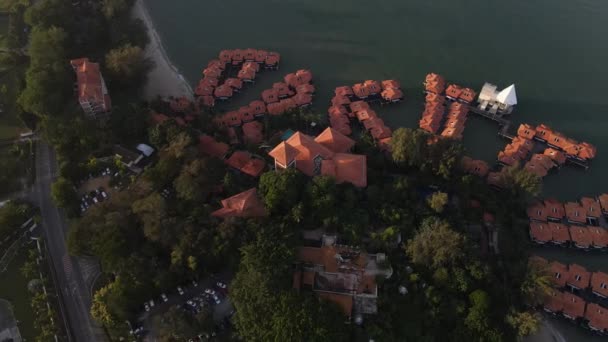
[477, 83, 518, 115]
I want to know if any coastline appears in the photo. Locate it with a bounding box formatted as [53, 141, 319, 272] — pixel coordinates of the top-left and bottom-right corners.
[132, 0, 194, 100]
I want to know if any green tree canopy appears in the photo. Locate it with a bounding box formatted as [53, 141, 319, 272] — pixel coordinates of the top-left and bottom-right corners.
[405, 217, 465, 269]
[427, 191, 449, 213]
[258, 169, 305, 215]
[105, 44, 152, 86]
[51, 177, 78, 211]
[24, 0, 71, 28]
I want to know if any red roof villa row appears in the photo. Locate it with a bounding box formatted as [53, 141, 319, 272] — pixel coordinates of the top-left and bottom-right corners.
[532, 124, 596, 163]
[528, 196, 603, 225]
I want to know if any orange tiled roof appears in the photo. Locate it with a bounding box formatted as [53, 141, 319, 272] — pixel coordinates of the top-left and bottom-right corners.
[326, 153, 367, 188]
[550, 261, 569, 287]
[445, 84, 463, 99]
[296, 84, 315, 94]
[567, 264, 591, 289]
[280, 98, 297, 112]
[214, 85, 234, 99]
[237, 68, 256, 81]
[243, 61, 259, 72]
[200, 95, 215, 108]
[543, 148, 566, 165]
[562, 292, 586, 319]
[426, 92, 445, 104]
[517, 124, 536, 140]
[219, 50, 233, 63]
[199, 135, 229, 159]
[207, 59, 225, 70]
[471, 159, 489, 177]
[244, 48, 257, 61]
[378, 137, 392, 152]
[70, 58, 111, 113]
[225, 151, 265, 177]
[332, 95, 351, 107]
[599, 194, 608, 214]
[349, 101, 370, 113]
[527, 202, 548, 221]
[265, 52, 280, 66]
[356, 109, 377, 122]
[224, 77, 243, 90]
[576, 142, 596, 160]
[314, 127, 355, 153]
[203, 66, 222, 78]
[201, 77, 219, 87]
[211, 188, 267, 218]
[591, 272, 608, 298]
[232, 49, 244, 62]
[381, 88, 404, 101]
[268, 141, 299, 167]
[273, 82, 294, 98]
[280, 132, 335, 176]
[293, 92, 313, 106]
[588, 227, 608, 248]
[535, 124, 553, 141]
[352, 83, 371, 99]
[581, 197, 601, 218]
[544, 199, 565, 219]
[267, 102, 286, 116]
[530, 222, 551, 243]
[569, 226, 592, 248]
[531, 154, 555, 170]
[459, 88, 476, 103]
[544, 289, 564, 313]
[248, 100, 267, 116]
[335, 86, 354, 97]
[586, 303, 608, 331]
[381, 79, 401, 90]
[328, 105, 349, 116]
[261, 88, 279, 104]
[254, 49, 268, 63]
[549, 222, 571, 244]
[565, 202, 587, 224]
[242, 121, 264, 145]
[424, 73, 446, 94]
[363, 80, 381, 94]
[238, 106, 254, 122]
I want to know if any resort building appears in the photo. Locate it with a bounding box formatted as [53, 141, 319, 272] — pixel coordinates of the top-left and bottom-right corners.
[580, 197, 601, 224]
[268, 129, 367, 188]
[550, 261, 569, 288]
[70, 58, 111, 119]
[529, 222, 551, 244]
[544, 288, 564, 313]
[569, 226, 592, 249]
[562, 292, 586, 320]
[198, 135, 229, 159]
[565, 202, 587, 225]
[590, 272, 608, 299]
[477, 83, 517, 114]
[424, 73, 446, 94]
[527, 202, 548, 221]
[293, 235, 392, 319]
[585, 303, 608, 333]
[566, 264, 591, 290]
[461, 156, 489, 177]
[211, 188, 267, 219]
[224, 151, 266, 178]
[544, 199, 565, 221]
[549, 223, 571, 246]
[588, 227, 608, 249]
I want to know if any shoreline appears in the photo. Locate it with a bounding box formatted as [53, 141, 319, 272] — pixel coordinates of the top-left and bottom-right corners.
[132, 0, 194, 100]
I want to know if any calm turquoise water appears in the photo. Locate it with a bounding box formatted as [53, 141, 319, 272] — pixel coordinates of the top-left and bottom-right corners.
[145, 0, 608, 340]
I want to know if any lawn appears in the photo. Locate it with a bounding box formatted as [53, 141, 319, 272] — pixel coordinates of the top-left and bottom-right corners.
[0, 246, 39, 341]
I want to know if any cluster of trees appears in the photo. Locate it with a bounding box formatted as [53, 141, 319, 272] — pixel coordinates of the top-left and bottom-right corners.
[0, 200, 32, 240]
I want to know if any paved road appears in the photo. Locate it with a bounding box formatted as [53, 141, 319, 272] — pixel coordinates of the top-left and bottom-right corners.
[34, 141, 106, 342]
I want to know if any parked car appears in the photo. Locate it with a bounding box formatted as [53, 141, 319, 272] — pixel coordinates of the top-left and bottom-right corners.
[101, 191, 108, 199]
[192, 280, 198, 287]
[92, 197, 99, 204]
[216, 282, 227, 289]
[212, 295, 221, 305]
[144, 303, 150, 312]
[161, 293, 168, 302]
[177, 286, 184, 295]
[149, 300, 155, 308]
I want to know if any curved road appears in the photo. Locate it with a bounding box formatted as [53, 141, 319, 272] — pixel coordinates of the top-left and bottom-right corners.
[34, 141, 106, 342]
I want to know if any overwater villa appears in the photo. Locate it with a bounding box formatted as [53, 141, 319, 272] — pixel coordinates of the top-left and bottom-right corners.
[585, 303, 608, 333]
[588, 227, 608, 249]
[423, 73, 446, 94]
[567, 264, 592, 291]
[461, 156, 490, 177]
[529, 222, 551, 244]
[562, 292, 586, 320]
[569, 226, 592, 249]
[477, 83, 517, 115]
[591, 272, 608, 299]
[565, 201, 587, 225]
[599, 194, 608, 217]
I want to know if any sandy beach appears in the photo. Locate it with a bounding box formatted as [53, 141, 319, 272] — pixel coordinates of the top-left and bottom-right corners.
[523, 318, 567, 342]
[132, 0, 194, 100]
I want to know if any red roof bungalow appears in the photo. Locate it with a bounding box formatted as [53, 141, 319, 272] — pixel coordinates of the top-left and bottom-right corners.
[562, 292, 586, 320]
[200, 95, 215, 108]
[267, 102, 286, 116]
[280, 98, 297, 112]
[231, 49, 245, 65]
[544, 289, 564, 313]
[225, 151, 265, 177]
[328, 105, 349, 116]
[332, 95, 351, 107]
[264, 52, 280, 69]
[599, 193, 608, 217]
[350, 101, 370, 114]
[531, 154, 555, 170]
[544, 199, 565, 221]
[517, 124, 536, 140]
[591, 272, 608, 298]
[445, 84, 463, 100]
[549, 222, 571, 245]
[352, 83, 371, 99]
[211, 188, 267, 219]
[524, 162, 549, 178]
[296, 84, 315, 95]
[567, 264, 591, 290]
[498, 151, 518, 167]
[381, 88, 404, 103]
[458, 88, 477, 103]
[356, 109, 377, 122]
[244, 48, 257, 61]
[214, 85, 234, 100]
[588, 227, 608, 249]
[203, 66, 222, 79]
[314, 127, 355, 153]
[527, 202, 548, 221]
[287, 69, 313, 87]
[243, 61, 260, 73]
[293, 92, 313, 107]
[424, 73, 446, 94]
[512, 136, 535, 152]
[569, 226, 592, 249]
[581, 197, 601, 220]
[486, 171, 504, 188]
[199, 135, 229, 159]
[576, 142, 596, 161]
[534, 124, 553, 142]
[248, 100, 267, 117]
[469, 159, 489, 177]
[585, 303, 608, 332]
[565, 202, 587, 225]
[207, 59, 225, 70]
[242, 121, 264, 145]
[237, 68, 256, 83]
[550, 261, 569, 287]
[195, 82, 214, 97]
[335, 86, 354, 97]
[543, 148, 567, 165]
[70, 58, 111, 118]
[363, 80, 381, 95]
[223, 111, 242, 127]
[224, 78, 243, 91]
[426, 92, 446, 104]
[530, 222, 551, 244]
[273, 82, 294, 98]
[238, 106, 254, 123]
[381, 79, 401, 90]
[254, 50, 268, 64]
[201, 77, 219, 87]
[261, 88, 279, 104]
[219, 50, 233, 64]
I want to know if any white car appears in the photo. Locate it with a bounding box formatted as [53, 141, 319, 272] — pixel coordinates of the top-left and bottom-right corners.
[216, 282, 227, 289]
[177, 286, 184, 295]
[161, 293, 168, 302]
[144, 303, 150, 312]
[192, 280, 198, 287]
[212, 295, 221, 304]
[204, 288, 213, 294]
[92, 197, 99, 204]
[101, 191, 108, 199]
[149, 300, 155, 308]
